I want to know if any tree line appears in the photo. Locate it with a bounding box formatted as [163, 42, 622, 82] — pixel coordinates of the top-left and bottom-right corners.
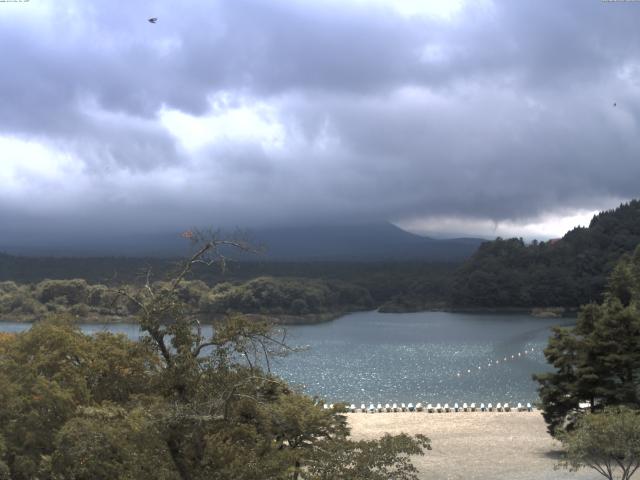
[452, 200, 640, 308]
[0, 276, 375, 323]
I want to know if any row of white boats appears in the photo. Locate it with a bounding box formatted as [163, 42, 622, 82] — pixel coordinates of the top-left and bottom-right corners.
[324, 402, 534, 413]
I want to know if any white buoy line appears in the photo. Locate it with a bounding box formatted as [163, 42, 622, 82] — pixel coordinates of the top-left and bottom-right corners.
[323, 402, 535, 413]
[455, 347, 538, 378]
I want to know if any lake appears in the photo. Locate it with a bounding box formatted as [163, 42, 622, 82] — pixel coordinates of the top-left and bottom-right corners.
[0, 311, 572, 405]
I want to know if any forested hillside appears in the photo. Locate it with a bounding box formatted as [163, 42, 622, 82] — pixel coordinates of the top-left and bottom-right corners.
[451, 200, 640, 308]
[0, 255, 457, 316]
[0, 222, 483, 260]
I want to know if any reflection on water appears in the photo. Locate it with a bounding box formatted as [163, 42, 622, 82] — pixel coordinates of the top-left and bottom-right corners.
[0, 311, 572, 404]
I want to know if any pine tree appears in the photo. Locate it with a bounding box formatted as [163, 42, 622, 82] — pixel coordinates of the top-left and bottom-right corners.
[534, 246, 640, 436]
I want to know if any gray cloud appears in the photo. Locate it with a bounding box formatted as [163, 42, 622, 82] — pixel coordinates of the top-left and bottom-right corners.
[1, 0, 640, 244]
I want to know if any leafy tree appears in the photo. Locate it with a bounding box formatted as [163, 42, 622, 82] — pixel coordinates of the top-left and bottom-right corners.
[51, 405, 178, 480]
[557, 406, 640, 480]
[114, 233, 430, 479]
[0, 233, 430, 479]
[0, 316, 159, 479]
[0, 434, 9, 480]
[534, 247, 640, 435]
[305, 433, 431, 480]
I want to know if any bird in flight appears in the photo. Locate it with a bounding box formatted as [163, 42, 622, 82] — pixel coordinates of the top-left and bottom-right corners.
[613, 102, 617, 107]
[148, 17, 158, 24]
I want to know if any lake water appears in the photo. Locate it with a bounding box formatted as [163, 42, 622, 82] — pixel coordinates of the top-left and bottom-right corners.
[0, 311, 572, 405]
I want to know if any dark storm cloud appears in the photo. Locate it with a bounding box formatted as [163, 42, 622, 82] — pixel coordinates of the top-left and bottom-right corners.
[1, 0, 640, 242]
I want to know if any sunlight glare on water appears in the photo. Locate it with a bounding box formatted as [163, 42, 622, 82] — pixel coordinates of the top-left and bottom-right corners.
[0, 310, 571, 405]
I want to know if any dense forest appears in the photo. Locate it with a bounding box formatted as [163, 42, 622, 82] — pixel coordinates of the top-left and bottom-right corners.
[0, 258, 457, 319]
[3, 200, 640, 319]
[0, 276, 377, 323]
[451, 200, 640, 308]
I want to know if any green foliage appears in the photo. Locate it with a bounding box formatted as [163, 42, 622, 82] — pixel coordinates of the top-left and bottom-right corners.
[51, 405, 178, 480]
[0, 276, 377, 322]
[453, 200, 640, 308]
[37, 279, 90, 304]
[557, 406, 640, 480]
[534, 247, 640, 435]
[0, 434, 9, 480]
[0, 251, 459, 316]
[305, 433, 431, 480]
[0, 240, 430, 479]
[0, 315, 159, 479]
[199, 276, 374, 315]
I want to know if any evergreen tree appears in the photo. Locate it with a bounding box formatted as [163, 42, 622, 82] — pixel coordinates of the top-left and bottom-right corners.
[534, 246, 640, 435]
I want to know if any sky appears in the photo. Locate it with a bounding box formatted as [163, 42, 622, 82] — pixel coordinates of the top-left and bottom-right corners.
[1, 0, 639, 244]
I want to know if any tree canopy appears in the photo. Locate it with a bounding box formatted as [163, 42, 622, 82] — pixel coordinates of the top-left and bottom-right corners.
[557, 406, 640, 480]
[534, 245, 640, 435]
[0, 236, 430, 479]
[452, 200, 640, 308]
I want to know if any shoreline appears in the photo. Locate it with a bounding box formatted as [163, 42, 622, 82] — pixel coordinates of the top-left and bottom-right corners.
[0, 311, 347, 326]
[0, 305, 577, 326]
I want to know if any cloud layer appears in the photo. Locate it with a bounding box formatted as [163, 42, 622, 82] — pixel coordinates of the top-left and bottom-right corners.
[1, 0, 639, 242]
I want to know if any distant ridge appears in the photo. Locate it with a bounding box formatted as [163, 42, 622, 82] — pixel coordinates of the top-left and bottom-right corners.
[249, 223, 484, 261]
[0, 222, 484, 262]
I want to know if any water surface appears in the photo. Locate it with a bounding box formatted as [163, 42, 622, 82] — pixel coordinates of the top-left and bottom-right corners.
[0, 311, 572, 404]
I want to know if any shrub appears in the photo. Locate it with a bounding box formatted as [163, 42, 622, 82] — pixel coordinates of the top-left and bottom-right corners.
[37, 279, 89, 305]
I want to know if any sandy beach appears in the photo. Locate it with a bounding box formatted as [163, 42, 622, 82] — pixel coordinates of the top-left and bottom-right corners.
[347, 411, 600, 480]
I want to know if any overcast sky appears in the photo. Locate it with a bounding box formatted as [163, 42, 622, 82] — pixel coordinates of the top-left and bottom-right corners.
[1, 0, 639, 243]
